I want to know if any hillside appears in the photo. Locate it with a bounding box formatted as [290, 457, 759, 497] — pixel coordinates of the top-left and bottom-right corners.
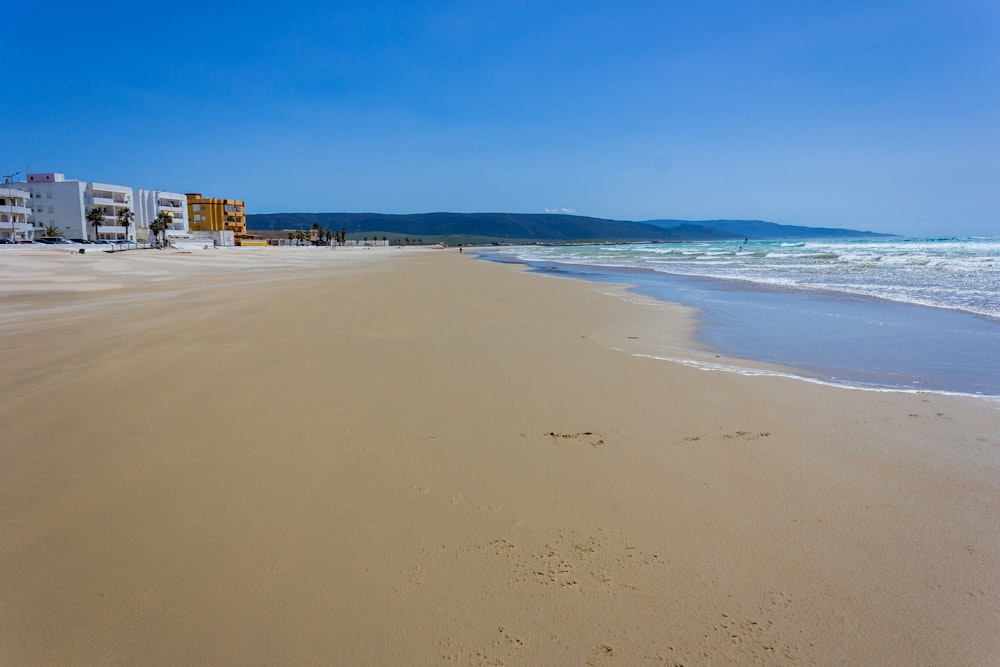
[247, 212, 738, 242]
[246, 212, 890, 243]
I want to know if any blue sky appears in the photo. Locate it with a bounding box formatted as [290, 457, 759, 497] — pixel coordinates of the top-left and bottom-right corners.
[4, 1, 998, 236]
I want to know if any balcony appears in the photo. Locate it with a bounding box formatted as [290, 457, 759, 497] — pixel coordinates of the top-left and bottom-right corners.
[91, 195, 129, 206]
[0, 216, 31, 227]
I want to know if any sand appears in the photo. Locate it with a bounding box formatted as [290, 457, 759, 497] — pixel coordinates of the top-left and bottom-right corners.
[1, 246, 998, 665]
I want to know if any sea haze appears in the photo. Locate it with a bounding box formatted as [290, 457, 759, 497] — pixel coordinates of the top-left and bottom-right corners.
[483, 238, 1000, 397]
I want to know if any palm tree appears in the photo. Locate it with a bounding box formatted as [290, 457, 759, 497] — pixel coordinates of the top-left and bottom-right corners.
[117, 207, 134, 241]
[148, 216, 164, 248]
[149, 211, 172, 248]
[155, 211, 172, 247]
[44, 224, 60, 237]
[86, 207, 105, 241]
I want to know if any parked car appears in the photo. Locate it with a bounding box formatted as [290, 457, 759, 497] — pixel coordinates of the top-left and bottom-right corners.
[69, 238, 92, 244]
[35, 237, 79, 245]
[17, 240, 42, 244]
[0, 238, 14, 244]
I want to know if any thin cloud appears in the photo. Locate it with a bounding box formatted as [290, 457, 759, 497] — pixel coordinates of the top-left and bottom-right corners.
[544, 207, 577, 214]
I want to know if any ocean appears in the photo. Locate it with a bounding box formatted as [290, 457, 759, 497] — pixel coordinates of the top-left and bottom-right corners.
[482, 237, 1000, 397]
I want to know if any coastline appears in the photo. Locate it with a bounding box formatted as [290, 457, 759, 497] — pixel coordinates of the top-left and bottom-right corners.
[1, 247, 998, 665]
[480, 248, 1000, 397]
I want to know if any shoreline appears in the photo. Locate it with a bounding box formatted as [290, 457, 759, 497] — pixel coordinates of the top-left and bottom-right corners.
[478, 250, 1000, 397]
[1, 248, 998, 664]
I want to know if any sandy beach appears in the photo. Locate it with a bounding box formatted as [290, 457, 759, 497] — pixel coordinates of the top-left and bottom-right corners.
[1, 246, 998, 665]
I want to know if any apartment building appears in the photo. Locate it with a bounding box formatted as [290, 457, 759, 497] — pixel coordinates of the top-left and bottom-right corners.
[22, 173, 134, 241]
[187, 193, 247, 236]
[134, 188, 190, 242]
[1, 182, 32, 241]
[9, 174, 191, 242]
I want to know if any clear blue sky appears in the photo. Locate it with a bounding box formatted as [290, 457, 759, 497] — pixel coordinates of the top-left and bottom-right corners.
[4, 0, 998, 236]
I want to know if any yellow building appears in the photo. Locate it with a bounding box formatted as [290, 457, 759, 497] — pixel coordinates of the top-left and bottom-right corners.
[186, 193, 247, 236]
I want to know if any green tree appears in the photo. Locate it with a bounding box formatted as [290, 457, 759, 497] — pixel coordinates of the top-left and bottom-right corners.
[156, 211, 172, 247]
[149, 211, 172, 248]
[148, 216, 164, 248]
[117, 207, 134, 241]
[86, 207, 105, 241]
[44, 224, 60, 237]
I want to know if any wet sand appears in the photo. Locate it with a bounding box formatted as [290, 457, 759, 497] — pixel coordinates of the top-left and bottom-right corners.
[1, 246, 998, 665]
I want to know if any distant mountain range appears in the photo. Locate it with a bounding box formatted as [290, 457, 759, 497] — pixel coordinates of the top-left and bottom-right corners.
[246, 212, 893, 243]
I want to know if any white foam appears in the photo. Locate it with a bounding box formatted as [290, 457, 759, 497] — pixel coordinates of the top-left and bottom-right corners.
[624, 350, 1000, 401]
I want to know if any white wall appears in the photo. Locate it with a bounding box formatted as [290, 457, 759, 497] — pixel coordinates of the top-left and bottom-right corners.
[26, 180, 88, 239]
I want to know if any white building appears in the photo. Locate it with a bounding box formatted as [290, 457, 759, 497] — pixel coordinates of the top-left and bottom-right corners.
[1, 183, 33, 241]
[133, 188, 189, 242]
[23, 173, 134, 241]
[11, 173, 192, 243]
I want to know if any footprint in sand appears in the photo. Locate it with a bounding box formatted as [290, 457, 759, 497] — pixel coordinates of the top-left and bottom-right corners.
[722, 430, 771, 441]
[547, 431, 607, 448]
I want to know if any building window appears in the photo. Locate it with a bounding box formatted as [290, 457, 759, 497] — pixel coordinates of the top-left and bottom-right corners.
[46, 191, 52, 198]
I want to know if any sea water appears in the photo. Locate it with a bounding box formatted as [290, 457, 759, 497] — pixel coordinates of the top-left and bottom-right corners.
[483, 237, 1000, 397]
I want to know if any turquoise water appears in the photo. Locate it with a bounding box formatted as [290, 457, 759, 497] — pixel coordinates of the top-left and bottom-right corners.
[484, 237, 1000, 396]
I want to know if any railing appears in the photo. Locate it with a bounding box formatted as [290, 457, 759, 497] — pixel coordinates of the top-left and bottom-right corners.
[90, 196, 129, 205]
